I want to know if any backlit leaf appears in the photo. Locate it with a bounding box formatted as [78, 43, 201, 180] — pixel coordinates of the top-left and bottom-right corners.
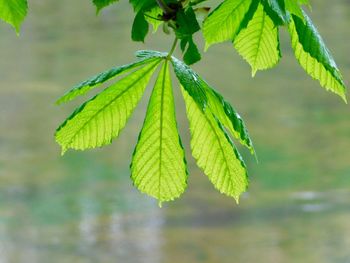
[288, 12, 347, 101]
[203, 0, 253, 49]
[0, 0, 27, 33]
[234, 3, 281, 76]
[131, 61, 187, 204]
[56, 56, 163, 104]
[55, 60, 161, 153]
[181, 86, 248, 202]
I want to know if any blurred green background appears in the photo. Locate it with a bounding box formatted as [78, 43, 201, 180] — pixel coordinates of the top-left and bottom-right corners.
[0, 0, 349, 262]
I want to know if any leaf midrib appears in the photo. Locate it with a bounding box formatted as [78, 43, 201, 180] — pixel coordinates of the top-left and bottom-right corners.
[65, 61, 159, 148]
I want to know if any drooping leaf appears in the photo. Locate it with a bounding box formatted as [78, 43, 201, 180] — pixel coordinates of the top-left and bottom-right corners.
[261, 0, 289, 25]
[0, 0, 28, 33]
[55, 60, 161, 153]
[131, 61, 187, 204]
[171, 57, 207, 110]
[202, 0, 253, 49]
[175, 7, 200, 39]
[129, 0, 156, 12]
[285, 0, 304, 20]
[56, 56, 163, 104]
[181, 86, 248, 202]
[181, 36, 201, 65]
[132, 11, 149, 42]
[199, 79, 255, 154]
[144, 6, 163, 33]
[288, 12, 347, 101]
[93, 0, 118, 13]
[234, 3, 281, 76]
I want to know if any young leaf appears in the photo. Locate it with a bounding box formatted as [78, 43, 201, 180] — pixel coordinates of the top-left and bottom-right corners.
[129, 0, 156, 13]
[203, 0, 253, 49]
[288, 12, 347, 101]
[56, 56, 163, 105]
[131, 61, 188, 204]
[55, 60, 161, 153]
[93, 0, 118, 13]
[0, 0, 28, 33]
[144, 6, 163, 33]
[234, 3, 281, 76]
[132, 11, 149, 42]
[181, 86, 248, 202]
[200, 79, 255, 154]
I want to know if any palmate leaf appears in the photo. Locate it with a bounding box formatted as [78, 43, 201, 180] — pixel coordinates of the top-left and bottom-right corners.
[131, 61, 187, 204]
[288, 11, 347, 101]
[56, 55, 164, 104]
[234, 3, 281, 76]
[55, 60, 161, 153]
[181, 86, 248, 202]
[203, 0, 253, 49]
[0, 0, 28, 33]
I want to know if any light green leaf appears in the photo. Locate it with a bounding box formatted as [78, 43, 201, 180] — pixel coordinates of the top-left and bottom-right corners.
[199, 79, 255, 154]
[55, 60, 161, 153]
[131, 61, 187, 204]
[234, 3, 281, 76]
[203, 0, 253, 49]
[0, 0, 28, 33]
[56, 56, 163, 105]
[285, 0, 304, 20]
[288, 12, 347, 101]
[93, 0, 118, 13]
[181, 86, 248, 202]
[144, 6, 163, 33]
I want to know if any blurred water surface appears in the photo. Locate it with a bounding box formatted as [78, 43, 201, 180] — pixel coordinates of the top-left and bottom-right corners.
[0, 0, 350, 262]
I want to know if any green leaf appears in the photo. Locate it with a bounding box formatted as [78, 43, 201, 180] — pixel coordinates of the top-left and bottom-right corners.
[132, 11, 149, 42]
[175, 7, 200, 39]
[55, 60, 161, 153]
[285, 0, 304, 20]
[234, 3, 281, 76]
[199, 79, 255, 154]
[93, 0, 118, 13]
[0, 0, 28, 33]
[261, 0, 289, 25]
[144, 6, 163, 33]
[181, 86, 248, 202]
[288, 12, 347, 101]
[129, 0, 156, 12]
[56, 56, 163, 105]
[171, 57, 207, 110]
[181, 36, 201, 65]
[203, 0, 253, 49]
[131, 61, 187, 204]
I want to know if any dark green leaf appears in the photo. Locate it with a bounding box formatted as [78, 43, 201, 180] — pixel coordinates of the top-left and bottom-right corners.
[182, 37, 201, 65]
[171, 57, 207, 110]
[175, 7, 200, 39]
[93, 0, 118, 13]
[132, 11, 149, 42]
[262, 0, 289, 25]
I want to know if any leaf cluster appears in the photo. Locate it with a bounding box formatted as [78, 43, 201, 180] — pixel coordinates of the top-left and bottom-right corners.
[55, 51, 255, 204]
